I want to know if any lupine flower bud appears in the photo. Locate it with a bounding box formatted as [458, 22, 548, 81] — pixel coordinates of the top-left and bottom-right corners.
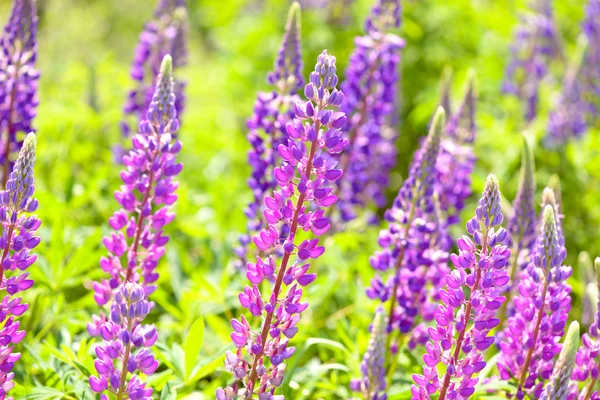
[350, 309, 387, 400]
[0, 0, 39, 187]
[236, 2, 304, 270]
[498, 204, 572, 399]
[539, 321, 580, 400]
[412, 174, 511, 400]
[89, 56, 182, 399]
[503, 0, 562, 122]
[219, 50, 347, 399]
[438, 66, 453, 117]
[0, 132, 40, 398]
[335, 0, 405, 223]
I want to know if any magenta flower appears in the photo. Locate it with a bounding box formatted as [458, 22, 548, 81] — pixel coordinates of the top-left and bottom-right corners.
[218, 50, 347, 399]
[412, 174, 511, 400]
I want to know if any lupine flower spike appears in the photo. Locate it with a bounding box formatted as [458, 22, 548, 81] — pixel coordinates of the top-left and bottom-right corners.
[367, 108, 445, 363]
[88, 55, 182, 399]
[0, 0, 39, 188]
[503, 0, 563, 122]
[498, 203, 571, 399]
[236, 2, 303, 270]
[350, 308, 388, 400]
[0, 132, 39, 399]
[412, 174, 511, 400]
[218, 50, 347, 399]
[580, 0, 600, 126]
[438, 66, 453, 117]
[335, 0, 405, 223]
[538, 321, 579, 400]
[572, 257, 600, 400]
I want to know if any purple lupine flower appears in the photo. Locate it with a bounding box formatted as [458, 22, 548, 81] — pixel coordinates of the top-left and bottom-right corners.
[539, 321, 579, 400]
[217, 50, 348, 400]
[0, 0, 39, 188]
[0, 132, 39, 399]
[498, 202, 572, 399]
[236, 2, 303, 270]
[411, 174, 511, 400]
[581, 0, 600, 124]
[350, 308, 388, 400]
[366, 108, 445, 354]
[503, 0, 562, 122]
[335, 0, 405, 223]
[572, 257, 600, 400]
[88, 283, 158, 399]
[121, 0, 188, 141]
[435, 73, 476, 229]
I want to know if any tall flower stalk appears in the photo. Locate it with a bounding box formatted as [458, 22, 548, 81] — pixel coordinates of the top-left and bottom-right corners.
[88, 55, 182, 399]
[217, 50, 347, 399]
[498, 200, 572, 399]
[0, 132, 39, 399]
[411, 174, 511, 400]
[581, 0, 600, 125]
[236, 2, 303, 270]
[539, 321, 579, 400]
[335, 0, 404, 223]
[0, 0, 39, 188]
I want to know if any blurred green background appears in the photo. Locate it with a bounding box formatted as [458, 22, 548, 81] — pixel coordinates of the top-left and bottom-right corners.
[0, 0, 598, 398]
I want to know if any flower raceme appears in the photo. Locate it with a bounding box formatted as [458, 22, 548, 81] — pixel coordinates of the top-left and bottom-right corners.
[217, 50, 347, 400]
[412, 174, 511, 400]
[0, 132, 39, 400]
[0, 0, 39, 187]
[538, 321, 579, 400]
[88, 55, 182, 400]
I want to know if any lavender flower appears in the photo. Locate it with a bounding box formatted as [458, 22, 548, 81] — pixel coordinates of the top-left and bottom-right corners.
[498, 203, 572, 399]
[88, 55, 182, 398]
[217, 50, 347, 399]
[121, 0, 188, 140]
[0, 132, 40, 399]
[350, 309, 387, 400]
[572, 257, 600, 400]
[366, 108, 444, 355]
[237, 2, 303, 270]
[336, 0, 405, 222]
[412, 174, 511, 400]
[539, 321, 580, 400]
[0, 0, 39, 188]
[503, 0, 562, 122]
[581, 0, 600, 124]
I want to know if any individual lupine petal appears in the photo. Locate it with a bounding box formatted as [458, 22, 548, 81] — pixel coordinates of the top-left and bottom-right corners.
[498, 205, 571, 399]
[351, 309, 387, 399]
[539, 321, 579, 400]
[267, 2, 303, 92]
[412, 174, 511, 400]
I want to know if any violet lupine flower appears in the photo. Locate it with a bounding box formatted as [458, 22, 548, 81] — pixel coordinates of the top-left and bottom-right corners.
[539, 321, 580, 400]
[498, 203, 572, 399]
[0, 0, 39, 188]
[236, 2, 303, 270]
[336, 0, 405, 223]
[503, 0, 562, 122]
[572, 257, 600, 400]
[411, 174, 511, 400]
[88, 283, 159, 399]
[581, 0, 600, 125]
[0, 132, 39, 400]
[217, 50, 347, 400]
[121, 0, 188, 140]
[435, 73, 476, 229]
[366, 108, 444, 349]
[350, 309, 388, 400]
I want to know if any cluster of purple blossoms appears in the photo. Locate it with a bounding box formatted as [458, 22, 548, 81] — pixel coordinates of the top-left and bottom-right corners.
[0, 132, 39, 400]
[498, 198, 572, 399]
[350, 308, 387, 400]
[503, 0, 562, 122]
[336, 0, 404, 223]
[217, 50, 347, 399]
[121, 0, 188, 141]
[236, 2, 303, 270]
[366, 108, 445, 353]
[412, 174, 511, 400]
[88, 55, 182, 399]
[0, 0, 39, 187]
[581, 0, 600, 124]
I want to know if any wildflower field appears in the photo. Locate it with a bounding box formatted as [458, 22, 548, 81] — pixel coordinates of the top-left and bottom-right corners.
[1, 0, 600, 398]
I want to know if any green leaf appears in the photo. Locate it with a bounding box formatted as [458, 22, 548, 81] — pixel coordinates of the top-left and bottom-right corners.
[184, 316, 205, 378]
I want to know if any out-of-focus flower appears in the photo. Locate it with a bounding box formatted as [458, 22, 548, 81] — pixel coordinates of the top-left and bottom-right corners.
[539, 321, 580, 400]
